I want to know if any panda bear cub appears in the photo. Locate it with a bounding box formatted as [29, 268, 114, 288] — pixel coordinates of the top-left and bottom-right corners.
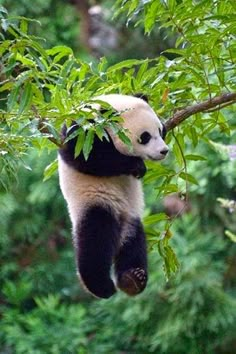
[58, 94, 168, 298]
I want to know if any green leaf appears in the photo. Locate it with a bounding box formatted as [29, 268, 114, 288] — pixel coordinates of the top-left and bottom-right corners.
[190, 127, 199, 147]
[60, 59, 75, 78]
[43, 159, 58, 181]
[179, 171, 199, 185]
[7, 85, 20, 112]
[0, 6, 8, 15]
[20, 18, 28, 34]
[47, 46, 73, 63]
[144, 213, 169, 226]
[0, 81, 13, 93]
[173, 141, 183, 166]
[18, 81, 33, 116]
[164, 48, 185, 56]
[163, 183, 179, 194]
[107, 59, 145, 73]
[41, 122, 60, 141]
[16, 52, 36, 67]
[95, 125, 107, 141]
[83, 129, 94, 160]
[136, 60, 149, 83]
[163, 243, 179, 280]
[117, 130, 132, 148]
[144, 1, 160, 33]
[185, 154, 206, 161]
[74, 129, 85, 158]
[225, 230, 236, 243]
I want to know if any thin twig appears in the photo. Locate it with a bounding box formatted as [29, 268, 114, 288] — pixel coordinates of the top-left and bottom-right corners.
[37, 121, 62, 147]
[31, 105, 62, 147]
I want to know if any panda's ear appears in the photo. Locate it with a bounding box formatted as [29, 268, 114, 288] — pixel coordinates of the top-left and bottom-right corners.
[162, 124, 167, 140]
[61, 124, 67, 140]
[133, 93, 149, 103]
[61, 120, 79, 142]
[100, 108, 109, 115]
[99, 107, 118, 117]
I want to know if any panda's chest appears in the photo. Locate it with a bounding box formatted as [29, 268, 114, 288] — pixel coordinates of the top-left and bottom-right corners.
[96, 175, 144, 217]
[58, 159, 144, 224]
[77, 173, 144, 217]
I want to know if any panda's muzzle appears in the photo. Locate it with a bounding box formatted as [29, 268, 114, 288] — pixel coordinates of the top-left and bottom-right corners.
[147, 146, 169, 161]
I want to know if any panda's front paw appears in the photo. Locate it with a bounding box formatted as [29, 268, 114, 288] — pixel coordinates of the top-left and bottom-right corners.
[117, 268, 147, 296]
[132, 159, 146, 179]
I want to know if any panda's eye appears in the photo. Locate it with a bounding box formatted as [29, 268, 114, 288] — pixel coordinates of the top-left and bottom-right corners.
[139, 131, 151, 145]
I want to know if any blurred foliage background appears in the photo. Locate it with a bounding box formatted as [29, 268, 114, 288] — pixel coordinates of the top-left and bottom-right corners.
[0, 0, 236, 353]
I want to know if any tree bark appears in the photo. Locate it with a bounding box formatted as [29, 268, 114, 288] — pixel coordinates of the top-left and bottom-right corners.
[165, 92, 236, 131]
[69, 0, 91, 52]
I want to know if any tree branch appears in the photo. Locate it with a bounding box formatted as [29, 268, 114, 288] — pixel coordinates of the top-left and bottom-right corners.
[69, 0, 91, 52]
[31, 105, 62, 147]
[37, 121, 62, 147]
[165, 92, 236, 131]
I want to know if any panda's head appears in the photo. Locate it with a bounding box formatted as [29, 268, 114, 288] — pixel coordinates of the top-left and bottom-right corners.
[95, 94, 169, 161]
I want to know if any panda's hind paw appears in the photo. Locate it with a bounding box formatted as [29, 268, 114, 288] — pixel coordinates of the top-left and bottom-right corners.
[117, 268, 147, 296]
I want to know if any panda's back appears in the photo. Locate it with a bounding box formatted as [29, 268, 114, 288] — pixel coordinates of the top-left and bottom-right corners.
[58, 156, 144, 228]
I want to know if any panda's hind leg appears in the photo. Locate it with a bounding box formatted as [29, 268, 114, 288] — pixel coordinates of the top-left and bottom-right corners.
[115, 218, 148, 296]
[75, 205, 120, 299]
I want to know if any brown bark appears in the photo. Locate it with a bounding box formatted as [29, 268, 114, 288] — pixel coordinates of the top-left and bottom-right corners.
[165, 92, 236, 131]
[69, 0, 91, 51]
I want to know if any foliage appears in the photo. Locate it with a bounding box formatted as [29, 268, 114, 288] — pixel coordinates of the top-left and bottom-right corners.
[0, 150, 77, 295]
[1, 208, 235, 353]
[1, 0, 80, 50]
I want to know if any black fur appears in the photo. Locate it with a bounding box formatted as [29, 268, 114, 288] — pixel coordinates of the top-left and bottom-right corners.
[59, 124, 146, 178]
[162, 124, 167, 140]
[134, 93, 149, 103]
[115, 218, 148, 295]
[75, 205, 148, 298]
[76, 205, 120, 298]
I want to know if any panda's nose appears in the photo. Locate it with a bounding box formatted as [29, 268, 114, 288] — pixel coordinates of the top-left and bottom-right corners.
[160, 148, 169, 156]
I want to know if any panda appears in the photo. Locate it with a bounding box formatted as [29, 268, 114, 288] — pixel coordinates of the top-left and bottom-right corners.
[58, 94, 169, 299]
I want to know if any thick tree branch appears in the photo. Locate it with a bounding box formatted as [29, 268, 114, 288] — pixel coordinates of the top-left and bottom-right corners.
[69, 0, 91, 52]
[165, 92, 236, 131]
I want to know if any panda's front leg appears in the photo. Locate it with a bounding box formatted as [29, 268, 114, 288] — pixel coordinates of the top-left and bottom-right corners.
[130, 158, 146, 179]
[114, 218, 148, 296]
[74, 205, 120, 299]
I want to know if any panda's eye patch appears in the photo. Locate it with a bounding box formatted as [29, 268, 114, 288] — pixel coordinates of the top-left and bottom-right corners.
[139, 131, 151, 145]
